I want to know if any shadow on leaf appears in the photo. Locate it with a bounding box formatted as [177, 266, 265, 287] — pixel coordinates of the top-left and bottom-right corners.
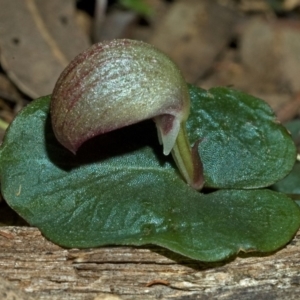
[44, 113, 175, 171]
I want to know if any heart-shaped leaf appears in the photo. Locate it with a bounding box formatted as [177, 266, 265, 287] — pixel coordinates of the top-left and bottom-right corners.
[187, 85, 296, 188]
[0, 95, 299, 262]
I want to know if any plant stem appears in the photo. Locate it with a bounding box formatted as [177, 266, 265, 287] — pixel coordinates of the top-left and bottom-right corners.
[171, 123, 204, 190]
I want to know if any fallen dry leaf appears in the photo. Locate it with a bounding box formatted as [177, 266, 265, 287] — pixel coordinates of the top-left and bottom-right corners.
[0, 0, 90, 98]
[240, 18, 300, 94]
[283, 0, 300, 11]
[149, 0, 239, 83]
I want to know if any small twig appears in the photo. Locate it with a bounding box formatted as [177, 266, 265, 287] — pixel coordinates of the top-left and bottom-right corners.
[0, 90, 24, 104]
[93, 0, 108, 42]
[0, 91, 19, 104]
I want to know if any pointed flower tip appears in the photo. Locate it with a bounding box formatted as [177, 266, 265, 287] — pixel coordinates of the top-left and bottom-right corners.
[155, 115, 182, 156]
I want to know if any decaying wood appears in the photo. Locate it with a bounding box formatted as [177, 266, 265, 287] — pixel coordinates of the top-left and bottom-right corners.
[0, 226, 300, 300]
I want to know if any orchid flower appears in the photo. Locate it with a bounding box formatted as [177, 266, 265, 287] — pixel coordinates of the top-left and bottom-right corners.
[51, 39, 203, 190]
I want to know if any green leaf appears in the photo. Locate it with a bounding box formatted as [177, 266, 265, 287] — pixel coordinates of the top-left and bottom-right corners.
[283, 119, 300, 142]
[272, 120, 300, 197]
[187, 85, 296, 189]
[272, 162, 300, 195]
[0, 96, 299, 262]
[119, 0, 153, 16]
